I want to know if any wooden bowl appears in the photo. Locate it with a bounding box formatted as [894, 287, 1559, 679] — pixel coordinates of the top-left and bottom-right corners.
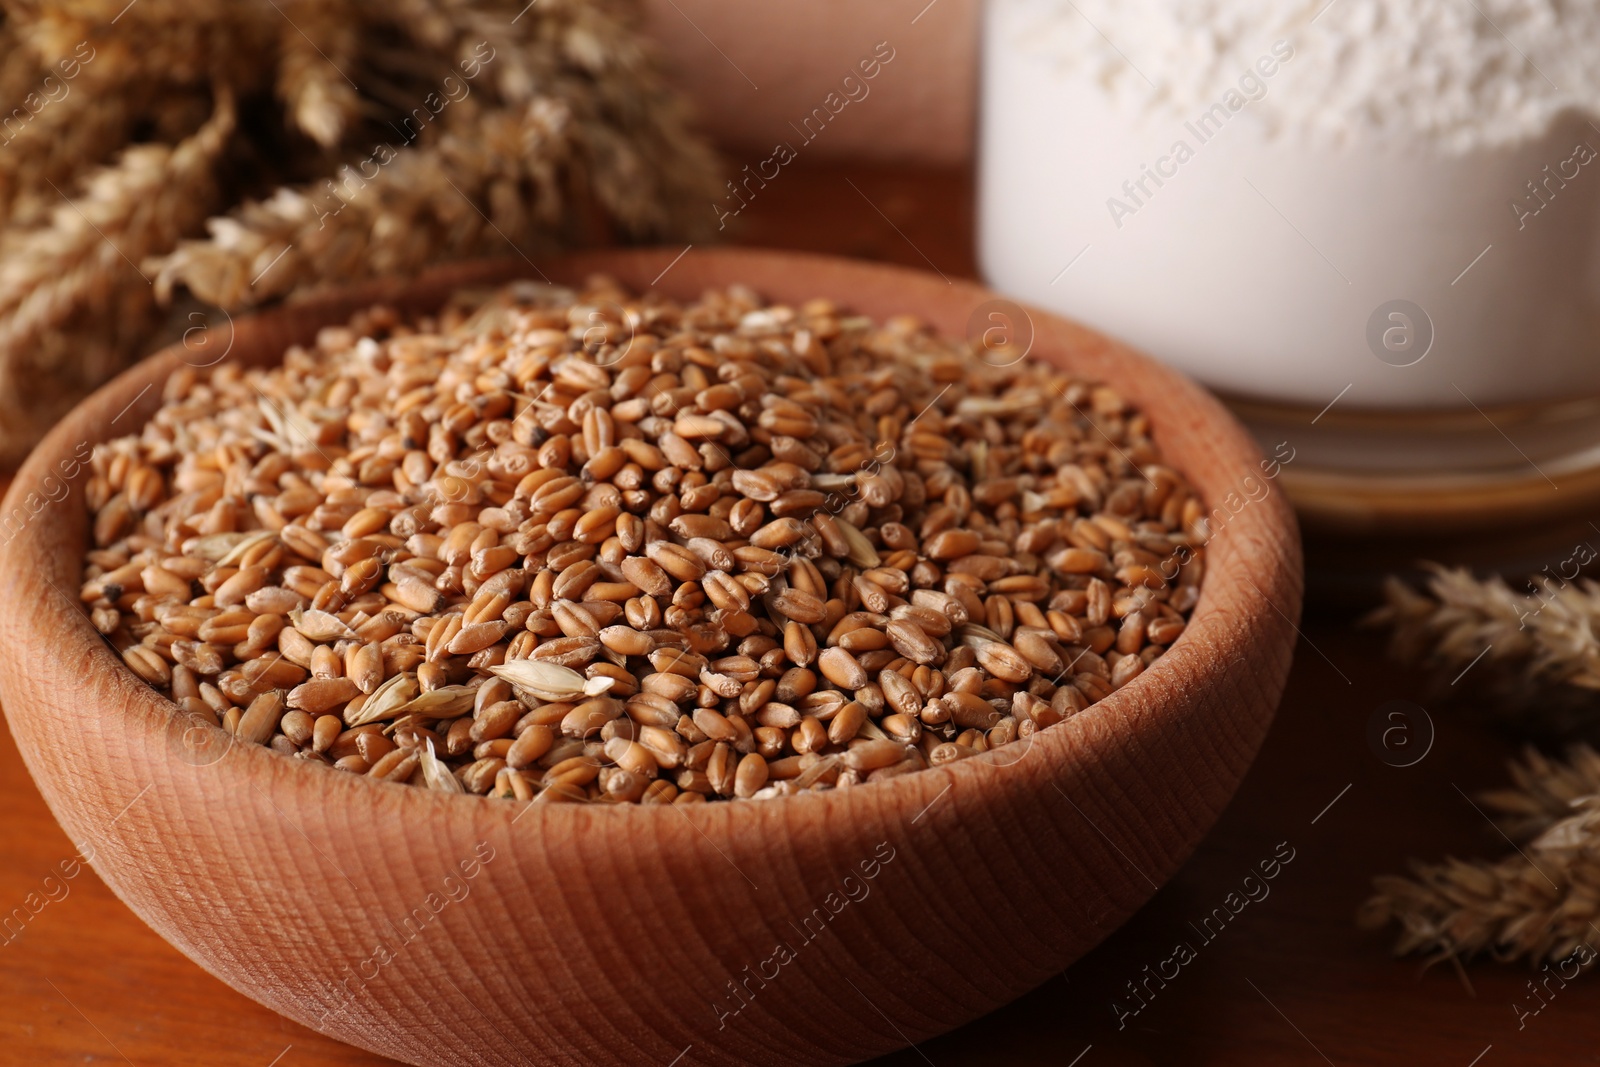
[0, 249, 1300, 1067]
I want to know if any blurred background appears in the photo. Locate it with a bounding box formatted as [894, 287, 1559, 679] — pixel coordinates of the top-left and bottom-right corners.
[642, 0, 978, 165]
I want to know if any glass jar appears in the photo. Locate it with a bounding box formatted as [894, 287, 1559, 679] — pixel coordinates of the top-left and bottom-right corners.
[978, 0, 1600, 531]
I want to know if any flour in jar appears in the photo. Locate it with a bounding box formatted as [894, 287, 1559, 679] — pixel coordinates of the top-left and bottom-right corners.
[1006, 0, 1600, 152]
[981, 0, 1600, 417]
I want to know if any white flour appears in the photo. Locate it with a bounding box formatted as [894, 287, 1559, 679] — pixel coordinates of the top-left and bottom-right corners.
[1008, 0, 1600, 152]
[980, 0, 1600, 424]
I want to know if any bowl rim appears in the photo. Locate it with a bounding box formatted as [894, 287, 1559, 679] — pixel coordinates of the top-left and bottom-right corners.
[0, 245, 1303, 832]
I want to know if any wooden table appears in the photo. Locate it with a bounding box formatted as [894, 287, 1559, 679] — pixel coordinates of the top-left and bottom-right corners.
[2, 163, 1584, 1066]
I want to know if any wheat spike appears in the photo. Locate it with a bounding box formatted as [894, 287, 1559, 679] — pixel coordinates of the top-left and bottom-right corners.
[1369, 564, 1600, 727]
[274, 0, 362, 148]
[0, 91, 234, 455]
[0, 0, 720, 460]
[1361, 745, 1600, 967]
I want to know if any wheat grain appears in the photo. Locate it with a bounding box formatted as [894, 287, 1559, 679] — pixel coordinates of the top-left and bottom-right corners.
[82, 278, 1206, 803]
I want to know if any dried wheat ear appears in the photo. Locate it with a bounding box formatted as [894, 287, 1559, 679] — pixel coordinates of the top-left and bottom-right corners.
[0, 0, 719, 463]
[82, 278, 1206, 804]
[1362, 744, 1600, 969]
[1371, 564, 1600, 730]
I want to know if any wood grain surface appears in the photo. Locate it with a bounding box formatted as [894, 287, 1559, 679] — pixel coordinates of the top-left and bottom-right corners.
[0, 163, 1578, 1066]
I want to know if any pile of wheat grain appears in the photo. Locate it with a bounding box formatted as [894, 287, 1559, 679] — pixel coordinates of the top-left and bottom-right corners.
[82, 278, 1206, 803]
